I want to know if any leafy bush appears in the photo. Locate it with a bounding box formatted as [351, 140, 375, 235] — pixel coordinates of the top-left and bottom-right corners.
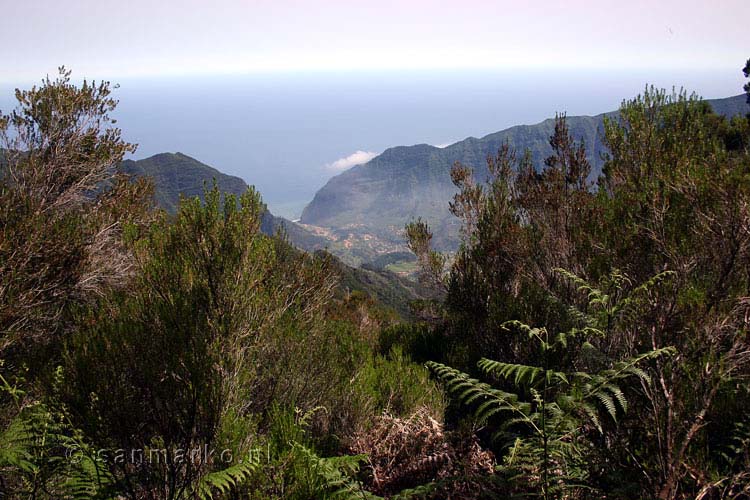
[353, 347, 445, 423]
[378, 323, 448, 364]
[60, 185, 340, 497]
[58, 184, 442, 498]
[236, 405, 377, 500]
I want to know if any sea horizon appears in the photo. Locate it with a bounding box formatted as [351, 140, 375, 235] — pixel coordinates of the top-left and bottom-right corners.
[2, 67, 745, 218]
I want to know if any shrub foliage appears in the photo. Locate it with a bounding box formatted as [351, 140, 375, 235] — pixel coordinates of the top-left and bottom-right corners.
[3, 64, 750, 499]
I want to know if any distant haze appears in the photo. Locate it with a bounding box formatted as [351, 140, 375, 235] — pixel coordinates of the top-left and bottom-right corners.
[1, 68, 746, 218]
[1, 0, 747, 216]
[1, 0, 746, 79]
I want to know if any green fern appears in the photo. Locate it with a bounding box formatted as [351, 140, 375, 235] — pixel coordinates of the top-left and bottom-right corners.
[0, 402, 115, 498]
[428, 270, 677, 498]
[193, 456, 261, 499]
[290, 443, 379, 500]
[0, 366, 115, 499]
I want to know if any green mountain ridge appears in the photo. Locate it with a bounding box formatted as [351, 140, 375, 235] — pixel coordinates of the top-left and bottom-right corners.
[120, 152, 247, 213]
[120, 152, 330, 251]
[300, 94, 750, 251]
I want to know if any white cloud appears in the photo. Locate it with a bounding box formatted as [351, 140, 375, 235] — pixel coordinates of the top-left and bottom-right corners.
[325, 150, 378, 171]
[434, 142, 453, 148]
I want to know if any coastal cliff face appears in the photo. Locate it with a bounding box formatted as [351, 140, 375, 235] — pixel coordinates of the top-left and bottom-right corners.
[301, 94, 750, 252]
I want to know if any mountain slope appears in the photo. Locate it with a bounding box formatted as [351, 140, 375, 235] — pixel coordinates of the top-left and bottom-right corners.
[318, 250, 433, 319]
[120, 152, 330, 251]
[120, 152, 247, 213]
[301, 94, 749, 251]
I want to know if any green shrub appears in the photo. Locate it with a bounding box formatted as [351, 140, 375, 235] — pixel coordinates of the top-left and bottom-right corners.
[63, 186, 337, 498]
[238, 405, 377, 500]
[378, 323, 447, 364]
[59, 184, 441, 498]
[354, 347, 444, 422]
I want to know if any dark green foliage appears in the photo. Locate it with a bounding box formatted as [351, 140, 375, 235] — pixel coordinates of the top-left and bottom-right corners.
[62, 186, 274, 496]
[378, 322, 447, 364]
[237, 405, 380, 500]
[0, 367, 115, 499]
[193, 459, 261, 500]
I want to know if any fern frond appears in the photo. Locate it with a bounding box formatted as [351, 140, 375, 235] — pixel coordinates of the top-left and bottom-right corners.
[554, 268, 597, 295]
[604, 383, 627, 413]
[193, 456, 260, 500]
[500, 319, 534, 335]
[580, 402, 602, 433]
[0, 395, 115, 499]
[62, 451, 115, 500]
[290, 443, 379, 500]
[428, 361, 539, 433]
[0, 408, 37, 474]
[593, 391, 618, 422]
[478, 358, 543, 387]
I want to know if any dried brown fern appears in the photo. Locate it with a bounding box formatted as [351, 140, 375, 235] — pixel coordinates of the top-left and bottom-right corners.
[347, 407, 494, 498]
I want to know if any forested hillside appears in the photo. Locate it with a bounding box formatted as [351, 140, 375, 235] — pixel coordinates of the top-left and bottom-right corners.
[120, 152, 332, 251]
[1, 65, 750, 500]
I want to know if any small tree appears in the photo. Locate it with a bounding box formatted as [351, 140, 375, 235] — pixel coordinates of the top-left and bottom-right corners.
[405, 218, 447, 292]
[65, 187, 274, 497]
[600, 88, 750, 499]
[0, 67, 153, 496]
[0, 67, 152, 363]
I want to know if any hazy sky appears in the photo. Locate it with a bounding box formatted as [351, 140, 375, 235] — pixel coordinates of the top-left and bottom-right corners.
[2, 0, 747, 82]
